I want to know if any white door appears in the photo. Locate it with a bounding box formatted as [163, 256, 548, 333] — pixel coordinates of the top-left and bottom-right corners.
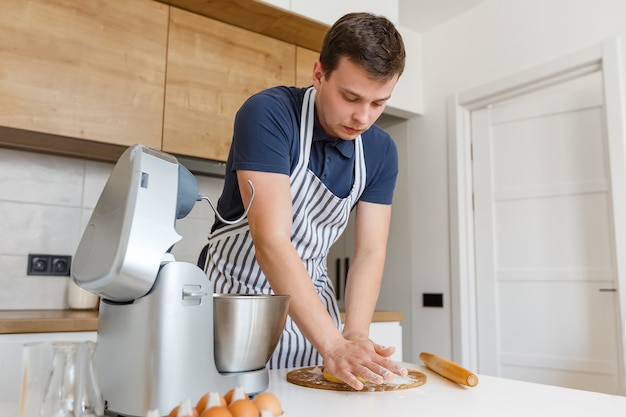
[471, 70, 624, 395]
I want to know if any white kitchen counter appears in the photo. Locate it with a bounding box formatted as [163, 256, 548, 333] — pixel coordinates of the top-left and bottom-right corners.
[3, 363, 625, 416]
[268, 363, 626, 417]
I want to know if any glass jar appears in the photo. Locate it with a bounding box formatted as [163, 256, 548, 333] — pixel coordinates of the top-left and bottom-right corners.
[41, 341, 104, 417]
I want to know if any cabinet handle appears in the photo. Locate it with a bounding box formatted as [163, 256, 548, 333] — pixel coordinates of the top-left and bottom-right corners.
[599, 288, 617, 292]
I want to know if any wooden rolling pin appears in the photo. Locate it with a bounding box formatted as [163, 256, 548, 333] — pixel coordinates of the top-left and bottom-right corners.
[419, 352, 479, 387]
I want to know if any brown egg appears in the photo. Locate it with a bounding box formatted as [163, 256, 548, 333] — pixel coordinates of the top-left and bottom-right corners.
[228, 399, 259, 417]
[200, 406, 233, 417]
[199, 406, 233, 417]
[223, 387, 249, 405]
[252, 392, 282, 416]
[196, 392, 228, 413]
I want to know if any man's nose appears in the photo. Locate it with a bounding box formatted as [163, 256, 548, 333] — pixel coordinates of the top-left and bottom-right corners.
[352, 104, 370, 124]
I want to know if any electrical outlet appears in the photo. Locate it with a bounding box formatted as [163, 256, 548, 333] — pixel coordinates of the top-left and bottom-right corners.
[27, 254, 72, 276]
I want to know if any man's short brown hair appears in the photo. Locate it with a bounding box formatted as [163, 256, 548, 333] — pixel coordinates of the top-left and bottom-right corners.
[319, 12, 406, 82]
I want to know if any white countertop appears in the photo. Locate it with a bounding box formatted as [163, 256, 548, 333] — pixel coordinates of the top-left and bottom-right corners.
[2, 363, 625, 416]
[268, 363, 626, 417]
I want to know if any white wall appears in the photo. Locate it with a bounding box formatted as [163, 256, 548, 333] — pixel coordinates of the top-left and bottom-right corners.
[406, 0, 626, 360]
[0, 148, 222, 309]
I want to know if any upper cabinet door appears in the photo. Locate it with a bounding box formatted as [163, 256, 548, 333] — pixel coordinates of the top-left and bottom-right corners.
[163, 7, 296, 162]
[0, 0, 168, 149]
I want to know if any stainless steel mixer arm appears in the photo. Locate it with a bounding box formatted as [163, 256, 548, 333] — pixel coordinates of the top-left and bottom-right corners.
[199, 180, 255, 225]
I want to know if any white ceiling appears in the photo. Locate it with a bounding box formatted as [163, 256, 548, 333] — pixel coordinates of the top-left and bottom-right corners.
[398, 0, 486, 32]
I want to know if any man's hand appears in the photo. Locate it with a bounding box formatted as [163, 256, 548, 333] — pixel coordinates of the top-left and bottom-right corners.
[321, 337, 407, 390]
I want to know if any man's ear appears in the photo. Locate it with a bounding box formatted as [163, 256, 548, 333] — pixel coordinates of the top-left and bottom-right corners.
[312, 60, 325, 88]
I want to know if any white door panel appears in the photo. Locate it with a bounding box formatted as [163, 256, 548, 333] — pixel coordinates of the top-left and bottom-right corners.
[492, 108, 607, 192]
[472, 70, 623, 394]
[497, 281, 621, 395]
[488, 71, 604, 124]
[495, 193, 613, 271]
[498, 281, 620, 368]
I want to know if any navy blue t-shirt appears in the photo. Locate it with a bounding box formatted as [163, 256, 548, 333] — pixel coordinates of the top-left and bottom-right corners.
[213, 86, 398, 230]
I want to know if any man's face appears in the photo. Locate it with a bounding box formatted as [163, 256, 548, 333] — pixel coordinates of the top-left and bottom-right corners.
[312, 56, 398, 140]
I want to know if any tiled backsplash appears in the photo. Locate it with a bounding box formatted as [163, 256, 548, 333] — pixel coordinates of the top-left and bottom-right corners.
[0, 148, 224, 310]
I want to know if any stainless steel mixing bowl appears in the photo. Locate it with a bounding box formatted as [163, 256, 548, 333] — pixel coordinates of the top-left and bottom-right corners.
[213, 294, 290, 373]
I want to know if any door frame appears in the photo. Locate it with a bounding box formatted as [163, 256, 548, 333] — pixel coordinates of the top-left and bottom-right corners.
[447, 37, 626, 393]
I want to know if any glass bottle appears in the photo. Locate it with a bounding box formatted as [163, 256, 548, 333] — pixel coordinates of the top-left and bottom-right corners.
[41, 341, 104, 417]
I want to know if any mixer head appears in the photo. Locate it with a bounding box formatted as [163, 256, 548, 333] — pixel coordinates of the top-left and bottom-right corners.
[71, 144, 200, 302]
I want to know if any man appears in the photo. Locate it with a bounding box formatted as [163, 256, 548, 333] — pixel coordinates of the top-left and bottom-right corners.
[201, 12, 407, 390]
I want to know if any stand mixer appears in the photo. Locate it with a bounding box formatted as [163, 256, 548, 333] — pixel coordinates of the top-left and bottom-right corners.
[71, 144, 289, 417]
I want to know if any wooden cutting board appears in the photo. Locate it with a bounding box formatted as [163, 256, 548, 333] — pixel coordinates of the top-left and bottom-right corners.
[286, 367, 426, 392]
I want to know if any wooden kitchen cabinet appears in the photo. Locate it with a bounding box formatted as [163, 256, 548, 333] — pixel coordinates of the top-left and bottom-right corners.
[0, 0, 169, 150]
[162, 7, 296, 161]
[2, 0, 416, 163]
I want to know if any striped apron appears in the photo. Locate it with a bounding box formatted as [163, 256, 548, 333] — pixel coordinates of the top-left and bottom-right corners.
[204, 87, 366, 368]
